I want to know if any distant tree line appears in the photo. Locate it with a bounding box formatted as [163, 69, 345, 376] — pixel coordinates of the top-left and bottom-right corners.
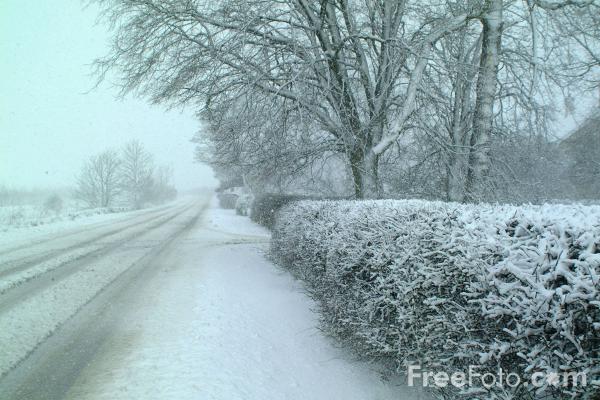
[0, 186, 61, 208]
[75, 140, 177, 209]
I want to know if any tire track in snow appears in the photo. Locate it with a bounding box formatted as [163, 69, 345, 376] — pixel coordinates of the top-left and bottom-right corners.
[0, 201, 198, 310]
[0, 201, 178, 258]
[0, 198, 208, 381]
[0, 201, 193, 279]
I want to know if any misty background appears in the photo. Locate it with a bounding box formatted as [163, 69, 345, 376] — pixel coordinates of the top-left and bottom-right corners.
[0, 0, 217, 191]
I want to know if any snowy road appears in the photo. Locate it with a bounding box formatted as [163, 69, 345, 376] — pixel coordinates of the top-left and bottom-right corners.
[0, 196, 426, 400]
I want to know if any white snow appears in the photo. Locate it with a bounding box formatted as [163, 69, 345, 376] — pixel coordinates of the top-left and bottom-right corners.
[63, 199, 427, 400]
[271, 199, 600, 399]
[0, 200, 198, 378]
[0, 244, 151, 376]
[0, 244, 102, 294]
[0, 200, 179, 251]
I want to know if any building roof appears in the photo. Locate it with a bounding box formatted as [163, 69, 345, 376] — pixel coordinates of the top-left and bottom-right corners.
[561, 107, 600, 147]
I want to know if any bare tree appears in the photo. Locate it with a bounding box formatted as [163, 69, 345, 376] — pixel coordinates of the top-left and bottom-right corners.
[151, 165, 177, 203]
[397, 0, 599, 202]
[94, 0, 490, 198]
[463, 0, 503, 201]
[76, 150, 122, 208]
[194, 91, 341, 195]
[121, 140, 154, 209]
[93, 0, 599, 200]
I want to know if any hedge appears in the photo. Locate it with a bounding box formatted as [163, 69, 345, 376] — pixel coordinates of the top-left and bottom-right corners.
[217, 192, 238, 209]
[250, 193, 310, 229]
[271, 199, 600, 399]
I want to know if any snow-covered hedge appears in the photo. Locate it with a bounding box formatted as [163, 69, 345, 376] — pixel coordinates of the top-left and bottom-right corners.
[271, 200, 600, 399]
[251, 193, 311, 229]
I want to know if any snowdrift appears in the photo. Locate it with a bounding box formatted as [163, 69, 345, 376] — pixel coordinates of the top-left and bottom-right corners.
[271, 199, 600, 399]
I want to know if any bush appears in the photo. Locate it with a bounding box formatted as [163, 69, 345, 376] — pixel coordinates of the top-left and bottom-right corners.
[271, 200, 600, 399]
[3, 207, 25, 226]
[217, 192, 238, 209]
[250, 193, 310, 229]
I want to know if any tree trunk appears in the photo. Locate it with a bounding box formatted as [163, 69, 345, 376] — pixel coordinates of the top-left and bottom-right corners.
[465, 0, 502, 202]
[447, 152, 467, 202]
[350, 149, 380, 199]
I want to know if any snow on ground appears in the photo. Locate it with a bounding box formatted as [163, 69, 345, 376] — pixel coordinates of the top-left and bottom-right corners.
[0, 243, 152, 376]
[64, 200, 427, 400]
[0, 204, 124, 234]
[0, 204, 200, 378]
[0, 244, 102, 294]
[0, 200, 194, 296]
[0, 200, 183, 251]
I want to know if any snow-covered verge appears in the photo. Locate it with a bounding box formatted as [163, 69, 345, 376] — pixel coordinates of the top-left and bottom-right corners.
[271, 200, 600, 399]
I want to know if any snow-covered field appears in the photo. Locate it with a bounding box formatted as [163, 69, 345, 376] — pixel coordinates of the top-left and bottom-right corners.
[0, 196, 424, 400]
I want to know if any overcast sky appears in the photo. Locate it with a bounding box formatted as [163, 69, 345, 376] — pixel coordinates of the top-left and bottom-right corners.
[0, 1, 217, 191]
